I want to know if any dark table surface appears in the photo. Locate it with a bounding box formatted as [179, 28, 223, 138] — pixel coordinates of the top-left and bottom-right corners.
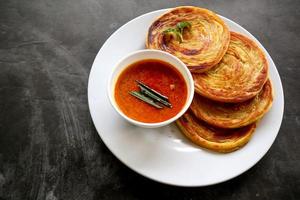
[0, 0, 299, 199]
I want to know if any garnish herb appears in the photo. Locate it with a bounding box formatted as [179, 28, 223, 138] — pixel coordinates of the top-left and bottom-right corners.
[176, 21, 191, 35]
[139, 85, 172, 108]
[136, 80, 168, 100]
[163, 21, 191, 43]
[129, 91, 163, 109]
[163, 28, 183, 43]
[130, 80, 172, 109]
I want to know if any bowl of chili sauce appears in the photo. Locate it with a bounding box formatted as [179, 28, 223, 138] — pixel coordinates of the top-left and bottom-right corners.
[108, 49, 194, 128]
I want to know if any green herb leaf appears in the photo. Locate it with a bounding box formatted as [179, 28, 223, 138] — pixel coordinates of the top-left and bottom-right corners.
[163, 21, 191, 43]
[176, 21, 191, 35]
[163, 28, 182, 43]
[136, 80, 168, 100]
[129, 91, 163, 109]
[139, 85, 172, 108]
[163, 28, 177, 34]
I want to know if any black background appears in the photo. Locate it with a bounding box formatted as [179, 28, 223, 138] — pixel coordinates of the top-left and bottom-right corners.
[0, 0, 299, 199]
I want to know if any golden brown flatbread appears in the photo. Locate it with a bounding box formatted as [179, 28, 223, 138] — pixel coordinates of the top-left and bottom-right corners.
[146, 6, 230, 73]
[176, 111, 256, 153]
[190, 80, 273, 128]
[193, 32, 268, 103]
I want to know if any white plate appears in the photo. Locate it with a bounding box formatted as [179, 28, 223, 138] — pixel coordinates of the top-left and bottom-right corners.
[88, 9, 284, 187]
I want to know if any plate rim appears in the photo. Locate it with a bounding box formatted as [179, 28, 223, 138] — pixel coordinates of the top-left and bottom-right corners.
[88, 8, 284, 187]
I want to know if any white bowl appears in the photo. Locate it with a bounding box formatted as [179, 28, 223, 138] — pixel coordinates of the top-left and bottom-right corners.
[107, 49, 194, 128]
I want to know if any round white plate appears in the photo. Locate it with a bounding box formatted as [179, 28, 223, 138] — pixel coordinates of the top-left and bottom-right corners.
[88, 9, 284, 186]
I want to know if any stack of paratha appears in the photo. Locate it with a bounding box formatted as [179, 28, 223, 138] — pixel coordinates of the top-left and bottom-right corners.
[147, 6, 273, 153]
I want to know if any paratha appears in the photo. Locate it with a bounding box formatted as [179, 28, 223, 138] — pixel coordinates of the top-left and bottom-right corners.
[193, 32, 268, 102]
[190, 80, 273, 128]
[146, 6, 230, 73]
[176, 111, 256, 153]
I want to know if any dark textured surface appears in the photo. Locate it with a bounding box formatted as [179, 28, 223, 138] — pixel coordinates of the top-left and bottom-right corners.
[0, 0, 299, 199]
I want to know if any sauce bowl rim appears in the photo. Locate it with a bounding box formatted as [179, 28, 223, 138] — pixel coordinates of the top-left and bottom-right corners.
[107, 49, 194, 128]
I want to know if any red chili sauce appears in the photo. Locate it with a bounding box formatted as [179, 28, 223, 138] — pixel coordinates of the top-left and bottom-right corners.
[115, 59, 187, 123]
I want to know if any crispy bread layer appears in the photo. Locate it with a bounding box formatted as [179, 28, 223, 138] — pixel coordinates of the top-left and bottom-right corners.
[176, 111, 256, 153]
[190, 80, 273, 128]
[193, 32, 268, 102]
[146, 6, 230, 73]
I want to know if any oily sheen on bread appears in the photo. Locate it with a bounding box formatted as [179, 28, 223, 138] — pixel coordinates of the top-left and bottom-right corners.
[193, 32, 268, 103]
[190, 80, 273, 128]
[176, 111, 256, 153]
[146, 6, 230, 73]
